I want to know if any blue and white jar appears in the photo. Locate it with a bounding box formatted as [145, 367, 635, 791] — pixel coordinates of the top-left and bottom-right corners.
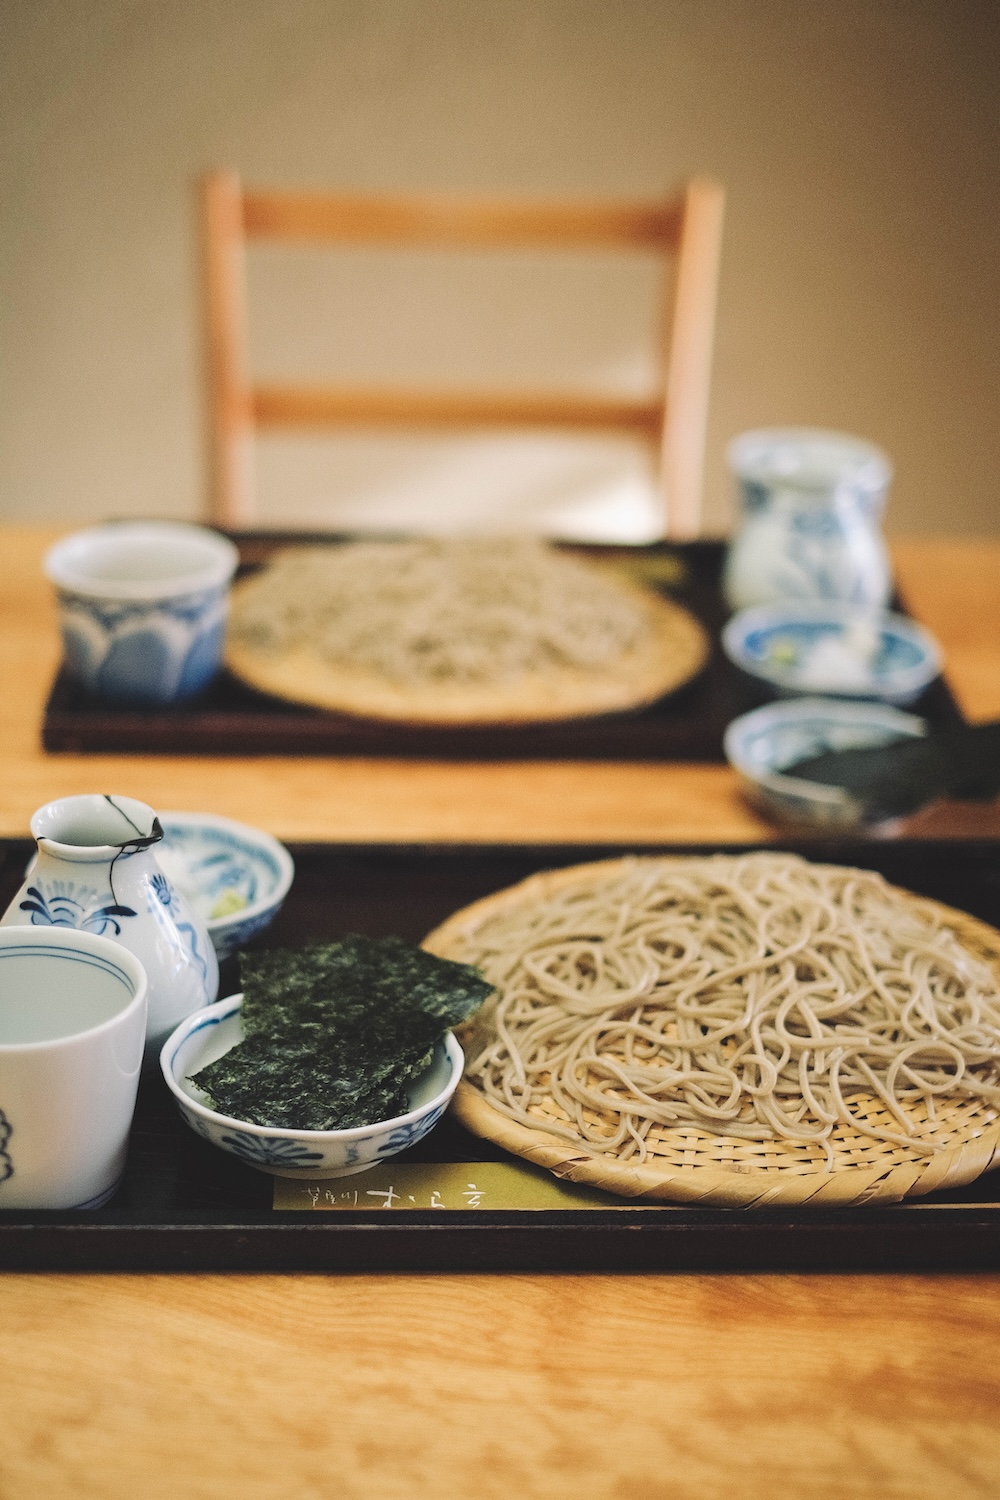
[723, 429, 893, 612]
[1, 794, 218, 1056]
[44, 521, 239, 705]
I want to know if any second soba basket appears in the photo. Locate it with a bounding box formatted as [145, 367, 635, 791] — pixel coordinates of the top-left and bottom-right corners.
[423, 856, 1000, 1209]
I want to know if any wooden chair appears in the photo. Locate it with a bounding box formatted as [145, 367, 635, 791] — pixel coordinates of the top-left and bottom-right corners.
[201, 174, 724, 538]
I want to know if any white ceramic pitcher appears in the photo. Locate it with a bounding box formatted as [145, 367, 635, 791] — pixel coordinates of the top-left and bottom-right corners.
[1, 794, 218, 1055]
[723, 428, 893, 612]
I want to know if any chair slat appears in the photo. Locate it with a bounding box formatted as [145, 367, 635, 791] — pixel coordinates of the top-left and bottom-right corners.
[242, 192, 682, 249]
[252, 384, 663, 435]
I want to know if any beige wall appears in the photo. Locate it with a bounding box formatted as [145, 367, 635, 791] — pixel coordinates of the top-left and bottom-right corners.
[3, 0, 999, 537]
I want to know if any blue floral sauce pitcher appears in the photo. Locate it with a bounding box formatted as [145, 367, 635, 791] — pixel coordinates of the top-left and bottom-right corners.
[723, 428, 893, 612]
[1, 794, 218, 1056]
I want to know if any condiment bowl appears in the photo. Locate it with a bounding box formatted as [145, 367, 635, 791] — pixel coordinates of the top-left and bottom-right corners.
[724, 696, 927, 828]
[160, 995, 464, 1178]
[721, 601, 942, 705]
[156, 813, 294, 960]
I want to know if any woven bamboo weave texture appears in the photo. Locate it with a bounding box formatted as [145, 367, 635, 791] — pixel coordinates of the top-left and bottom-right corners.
[424, 857, 1000, 1208]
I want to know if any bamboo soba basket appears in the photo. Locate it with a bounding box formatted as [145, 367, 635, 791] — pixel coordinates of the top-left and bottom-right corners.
[423, 858, 1000, 1208]
[226, 559, 709, 726]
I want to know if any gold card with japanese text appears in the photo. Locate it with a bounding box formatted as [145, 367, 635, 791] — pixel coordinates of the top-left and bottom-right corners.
[272, 1159, 669, 1211]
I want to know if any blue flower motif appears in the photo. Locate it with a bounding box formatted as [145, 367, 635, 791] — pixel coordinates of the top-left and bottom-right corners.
[190, 851, 259, 908]
[0, 1109, 12, 1184]
[175, 920, 210, 983]
[180, 1109, 215, 1143]
[19, 883, 136, 936]
[375, 1105, 447, 1155]
[791, 509, 841, 540]
[146, 875, 210, 983]
[214, 908, 276, 958]
[66, 586, 222, 634]
[219, 1131, 325, 1167]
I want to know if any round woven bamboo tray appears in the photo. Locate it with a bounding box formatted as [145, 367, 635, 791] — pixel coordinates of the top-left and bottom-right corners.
[226, 562, 708, 726]
[423, 857, 1000, 1208]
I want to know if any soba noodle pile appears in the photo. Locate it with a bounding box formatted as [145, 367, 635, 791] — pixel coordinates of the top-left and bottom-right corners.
[231, 537, 650, 688]
[452, 853, 1000, 1168]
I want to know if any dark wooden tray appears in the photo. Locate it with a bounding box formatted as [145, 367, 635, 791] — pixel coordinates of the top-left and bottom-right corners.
[41, 538, 964, 759]
[3, 837, 1000, 1272]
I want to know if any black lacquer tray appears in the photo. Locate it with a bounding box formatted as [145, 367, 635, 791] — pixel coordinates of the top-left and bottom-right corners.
[41, 538, 963, 759]
[2, 838, 1000, 1272]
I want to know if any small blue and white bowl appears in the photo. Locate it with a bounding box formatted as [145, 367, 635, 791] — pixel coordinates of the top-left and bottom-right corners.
[724, 696, 928, 828]
[44, 521, 239, 706]
[160, 995, 464, 1179]
[722, 601, 942, 706]
[156, 812, 295, 960]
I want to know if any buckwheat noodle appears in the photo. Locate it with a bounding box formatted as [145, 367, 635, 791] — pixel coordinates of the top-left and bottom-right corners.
[453, 854, 1000, 1168]
[231, 537, 649, 688]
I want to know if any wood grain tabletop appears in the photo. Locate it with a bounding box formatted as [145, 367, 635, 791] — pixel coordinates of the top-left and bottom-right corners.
[3, 1270, 1000, 1499]
[2, 525, 1000, 1499]
[2, 528, 1000, 843]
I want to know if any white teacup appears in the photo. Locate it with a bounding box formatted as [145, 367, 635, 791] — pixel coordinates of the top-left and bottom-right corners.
[0, 927, 147, 1209]
[44, 521, 239, 705]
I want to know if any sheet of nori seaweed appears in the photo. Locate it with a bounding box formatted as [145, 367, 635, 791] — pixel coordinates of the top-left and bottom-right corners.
[787, 720, 1000, 821]
[191, 935, 492, 1130]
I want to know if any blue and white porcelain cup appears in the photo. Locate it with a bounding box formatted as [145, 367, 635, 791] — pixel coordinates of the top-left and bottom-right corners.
[44, 521, 239, 705]
[0, 927, 147, 1209]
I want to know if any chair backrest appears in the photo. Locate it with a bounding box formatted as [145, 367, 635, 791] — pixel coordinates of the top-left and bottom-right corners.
[201, 174, 724, 538]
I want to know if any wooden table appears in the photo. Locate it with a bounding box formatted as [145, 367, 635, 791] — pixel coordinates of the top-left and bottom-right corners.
[2, 526, 1000, 1499]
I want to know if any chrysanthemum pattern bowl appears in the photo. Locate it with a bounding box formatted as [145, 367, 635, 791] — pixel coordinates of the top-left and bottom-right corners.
[156, 813, 294, 960]
[160, 995, 464, 1179]
[723, 696, 928, 828]
[722, 601, 942, 705]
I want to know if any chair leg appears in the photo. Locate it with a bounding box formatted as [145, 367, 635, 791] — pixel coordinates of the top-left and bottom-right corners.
[201, 170, 255, 527]
[661, 178, 725, 540]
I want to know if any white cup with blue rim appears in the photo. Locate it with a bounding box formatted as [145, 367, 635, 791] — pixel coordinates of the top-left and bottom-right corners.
[44, 521, 239, 705]
[0, 926, 147, 1209]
